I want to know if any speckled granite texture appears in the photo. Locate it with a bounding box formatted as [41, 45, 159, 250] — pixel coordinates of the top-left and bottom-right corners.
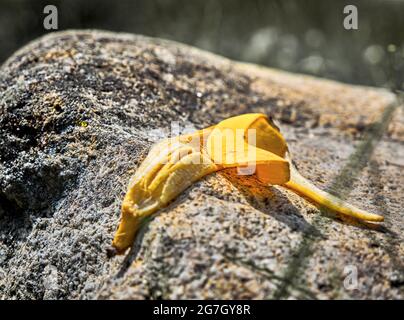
[0, 30, 402, 299]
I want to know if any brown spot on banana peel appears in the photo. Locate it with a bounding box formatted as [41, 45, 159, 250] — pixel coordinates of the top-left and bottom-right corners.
[112, 113, 383, 254]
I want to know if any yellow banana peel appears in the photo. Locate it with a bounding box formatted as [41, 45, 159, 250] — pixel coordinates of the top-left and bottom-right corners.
[112, 113, 383, 254]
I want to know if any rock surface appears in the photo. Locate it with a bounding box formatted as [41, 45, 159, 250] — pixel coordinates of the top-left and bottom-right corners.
[0, 30, 402, 299]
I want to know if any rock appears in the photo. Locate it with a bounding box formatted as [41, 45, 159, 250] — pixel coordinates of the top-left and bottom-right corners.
[0, 30, 402, 299]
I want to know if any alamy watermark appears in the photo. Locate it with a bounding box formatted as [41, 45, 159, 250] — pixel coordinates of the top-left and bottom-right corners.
[150, 120, 259, 175]
[43, 5, 58, 30]
[42, 4, 360, 33]
[343, 265, 359, 290]
[343, 5, 358, 30]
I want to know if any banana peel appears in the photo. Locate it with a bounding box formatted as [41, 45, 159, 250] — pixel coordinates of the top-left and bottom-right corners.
[112, 113, 384, 254]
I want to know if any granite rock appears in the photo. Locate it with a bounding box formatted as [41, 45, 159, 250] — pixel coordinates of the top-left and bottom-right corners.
[0, 30, 402, 299]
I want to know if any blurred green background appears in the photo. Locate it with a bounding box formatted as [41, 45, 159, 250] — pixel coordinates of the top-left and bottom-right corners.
[0, 0, 403, 89]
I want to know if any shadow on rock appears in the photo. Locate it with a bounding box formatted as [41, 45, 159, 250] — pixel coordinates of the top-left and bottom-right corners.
[219, 168, 322, 237]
